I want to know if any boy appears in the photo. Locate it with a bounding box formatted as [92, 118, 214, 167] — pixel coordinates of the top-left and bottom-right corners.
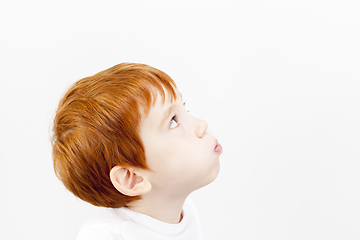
[52, 63, 223, 240]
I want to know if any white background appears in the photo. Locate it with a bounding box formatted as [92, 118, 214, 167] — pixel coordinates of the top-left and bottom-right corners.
[1, 0, 359, 239]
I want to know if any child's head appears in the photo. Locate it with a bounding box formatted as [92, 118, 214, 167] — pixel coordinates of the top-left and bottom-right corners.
[52, 63, 221, 208]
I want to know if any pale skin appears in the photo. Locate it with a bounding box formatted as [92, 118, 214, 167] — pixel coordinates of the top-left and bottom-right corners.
[110, 89, 222, 224]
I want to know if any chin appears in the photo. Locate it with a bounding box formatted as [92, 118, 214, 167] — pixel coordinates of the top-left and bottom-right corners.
[202, 161, 221, 188]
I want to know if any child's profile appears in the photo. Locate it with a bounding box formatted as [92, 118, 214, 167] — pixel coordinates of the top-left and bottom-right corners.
[52, 63, 223, 240]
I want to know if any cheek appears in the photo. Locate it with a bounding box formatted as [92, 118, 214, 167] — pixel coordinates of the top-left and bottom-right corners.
[143, 141, 179, 171]
[144, 135, 213, 172]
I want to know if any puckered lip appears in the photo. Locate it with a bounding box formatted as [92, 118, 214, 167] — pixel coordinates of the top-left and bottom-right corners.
[214, 140, 223, 154]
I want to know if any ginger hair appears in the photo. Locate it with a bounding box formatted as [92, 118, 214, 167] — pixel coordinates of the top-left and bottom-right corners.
[52, 63, 177, 208]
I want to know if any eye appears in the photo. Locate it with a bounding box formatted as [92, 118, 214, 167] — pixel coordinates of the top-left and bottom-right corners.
[170, 116, 179, 129]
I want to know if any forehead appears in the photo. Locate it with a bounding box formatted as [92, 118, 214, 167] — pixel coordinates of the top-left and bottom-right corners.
[137, 81, 176, 113]
[139, 88, 180, 127]
[150, 88, 179, 114]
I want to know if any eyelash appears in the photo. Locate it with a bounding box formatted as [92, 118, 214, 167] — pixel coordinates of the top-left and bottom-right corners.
[183, 102, 190, 112]
[169, 102, 188, 129]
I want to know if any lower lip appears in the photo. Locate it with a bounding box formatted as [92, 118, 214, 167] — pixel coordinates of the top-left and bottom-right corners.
[214, 142, 223, 154]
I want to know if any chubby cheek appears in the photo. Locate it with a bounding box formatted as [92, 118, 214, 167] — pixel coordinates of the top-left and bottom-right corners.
[143, 141, 178, 171]
[172, 142, 214, 173]
[145, 143, 219, 190]
[144, 135, 214, 170]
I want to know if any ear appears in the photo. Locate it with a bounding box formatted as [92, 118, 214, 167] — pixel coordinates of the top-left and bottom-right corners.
[110, 166, 151, 197]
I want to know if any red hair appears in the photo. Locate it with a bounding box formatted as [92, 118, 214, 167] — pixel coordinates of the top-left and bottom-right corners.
[52, 63, 177, 208]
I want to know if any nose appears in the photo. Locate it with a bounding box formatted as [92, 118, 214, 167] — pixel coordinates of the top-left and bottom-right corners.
[195, 117, 208, 138]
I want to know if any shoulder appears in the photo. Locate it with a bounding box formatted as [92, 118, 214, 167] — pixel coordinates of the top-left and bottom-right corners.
[77, 225, 124, 240]
[76, 208, 130, 240]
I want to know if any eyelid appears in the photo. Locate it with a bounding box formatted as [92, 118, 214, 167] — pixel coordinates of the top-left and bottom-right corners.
[168, 101, 188, 129]
[170, 115, 179, 129]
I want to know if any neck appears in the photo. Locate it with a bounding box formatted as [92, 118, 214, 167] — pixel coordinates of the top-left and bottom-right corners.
[126, 192, 188, 224]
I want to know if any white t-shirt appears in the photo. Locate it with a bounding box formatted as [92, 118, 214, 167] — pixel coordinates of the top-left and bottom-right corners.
[77, 198, 203, 240]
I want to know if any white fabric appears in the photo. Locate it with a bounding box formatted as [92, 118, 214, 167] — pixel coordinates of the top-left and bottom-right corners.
[77, 198, 203, 240]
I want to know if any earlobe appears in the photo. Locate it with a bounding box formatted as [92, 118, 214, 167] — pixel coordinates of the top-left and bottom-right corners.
[110, 166, 151, 197]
